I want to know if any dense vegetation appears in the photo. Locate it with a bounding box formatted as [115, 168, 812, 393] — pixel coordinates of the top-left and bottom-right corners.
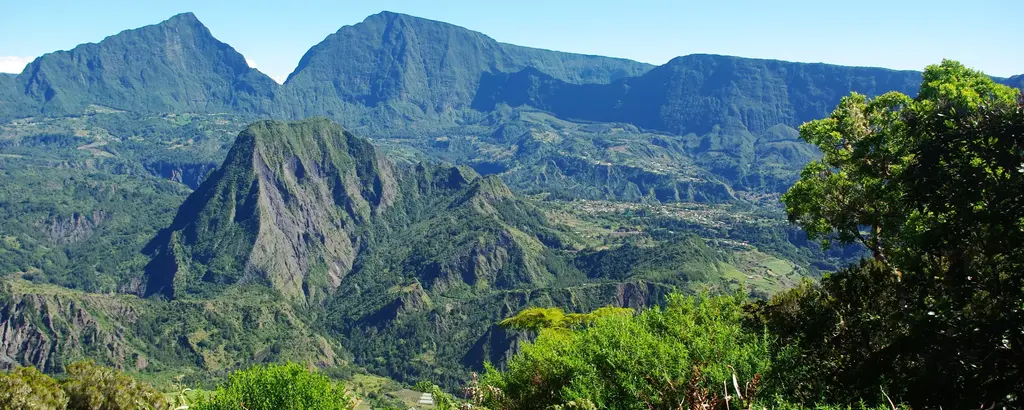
[406, 60, 1024, 409]
[0, 7, 1021, 410]
[0, 362, 166, 410]
[0, 362, 363, 410]
[761, 60, 1024, 407]
[482, 292, 771, 409]
[193, 362, 358, 410]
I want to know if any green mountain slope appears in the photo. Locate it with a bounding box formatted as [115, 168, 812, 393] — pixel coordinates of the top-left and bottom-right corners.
[136, 117, 771, 384]
[0, 10, 937, 389]
[0, 11, 962, 199]
[0, 74, 16, 112]
[472, 54, 923, 136]
[466, 56, 926, 191]
[144, 118, 401, 301]
[1002, 74, 1024, 89]
[280, 11, 652, 129]
[0, 114, 848, 385]
[0, 278, 347, 379]
[394, 108, 739, 202]
[143, 118, 578, 303]
[6, 13, 278, 118]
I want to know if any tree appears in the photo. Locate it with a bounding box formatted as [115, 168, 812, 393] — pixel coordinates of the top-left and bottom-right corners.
[0, 366, 68, 410]
[772, 60, 1024, 407]
[61, 361, 167, 410]
[192, 362, 358, 410]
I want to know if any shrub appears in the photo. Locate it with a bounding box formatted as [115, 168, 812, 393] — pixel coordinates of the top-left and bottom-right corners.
[61, 361, 167, 410]
[0, 366, 68, 410]
[481, 292, 772, 409]
[192, 362, 357, 410]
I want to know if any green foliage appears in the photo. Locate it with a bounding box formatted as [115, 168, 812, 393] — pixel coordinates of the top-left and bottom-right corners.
[573, 235, 721, 283]
[0, 279, 347, 383]
[771, 60, 1024, 407]
[192, 362, 357, 410]
[1, 9, 942, 392]
[61, 361, 167, 410]
[0, 366, 68, 410]
[498, 305, 633, 333]
[0, 166, 189, 292]
[498, 307, 568, 333]
[482, 292, 772, 409]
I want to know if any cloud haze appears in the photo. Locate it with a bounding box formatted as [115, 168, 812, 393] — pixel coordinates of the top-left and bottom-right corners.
[0, 56, 34, 74]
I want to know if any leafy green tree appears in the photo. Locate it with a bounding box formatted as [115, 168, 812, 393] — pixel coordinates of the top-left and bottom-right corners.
[192, 362, 357, 410]
[0, 366, 68, 410]
[483, 292, 771, 409]
[61, 361, 167, 410]
[772, 60, 1024, 407]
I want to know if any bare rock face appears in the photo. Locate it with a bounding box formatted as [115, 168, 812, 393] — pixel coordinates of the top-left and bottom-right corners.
[145, 118, 565, 304]
[144, 119, 402, 302]
[44, 210, 108, 245]
[0, 281, 144, 372]
[0, 279, 348, 373]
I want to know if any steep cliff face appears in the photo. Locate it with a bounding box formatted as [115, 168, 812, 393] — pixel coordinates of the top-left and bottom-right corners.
[0, 281, 144, 373]
[281, 11, 652, 125]
[0, 74, 18, 116]
[473, 54, 923, 136]
[144, 161, 219, 189]
[0, 279, 346, 373]
[144, 118, 585, 303]
[145, 119, 399, 301]
[43, 211, 109, 245]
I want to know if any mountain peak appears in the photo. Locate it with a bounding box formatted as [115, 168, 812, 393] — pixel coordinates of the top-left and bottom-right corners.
[282, 11, 652, 124]
[8, 10, 277, 117]
[145, 118, 400, 301]
[362, 10, 447, 26]
[162, 12, 202, 26]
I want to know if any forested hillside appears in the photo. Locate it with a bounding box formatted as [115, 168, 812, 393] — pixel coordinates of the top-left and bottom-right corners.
[0, 9, 1020, 410]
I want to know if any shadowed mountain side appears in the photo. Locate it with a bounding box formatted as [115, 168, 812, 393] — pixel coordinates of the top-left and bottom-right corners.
[278, 11, 652, 126]
[142, 118, 583, 303]
[143, 118, 399, 301]
[1001, 74, 1024, 90]
[472, 54, 923, 136]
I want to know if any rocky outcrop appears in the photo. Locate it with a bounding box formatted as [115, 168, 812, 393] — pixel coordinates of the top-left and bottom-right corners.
[0, 281, 144, 372]
[144, 161, 218, 189]
[144, 119, 406, 302]
[145, 119, 571, 303]
[0, 279, 347, 373]
[43, 210, 108, 245]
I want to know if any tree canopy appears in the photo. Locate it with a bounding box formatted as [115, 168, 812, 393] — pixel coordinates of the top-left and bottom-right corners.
[772, 60, 1024, 407]
[192, 362, 358, 410]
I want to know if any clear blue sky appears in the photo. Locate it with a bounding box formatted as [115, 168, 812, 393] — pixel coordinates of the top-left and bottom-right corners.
[1, 0, 1021, 82]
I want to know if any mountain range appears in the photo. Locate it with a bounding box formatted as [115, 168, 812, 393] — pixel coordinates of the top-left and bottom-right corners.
[0, 10, 1020, 389]
[3, 11, 1016, 200]
[6, 11, 1016, 133]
